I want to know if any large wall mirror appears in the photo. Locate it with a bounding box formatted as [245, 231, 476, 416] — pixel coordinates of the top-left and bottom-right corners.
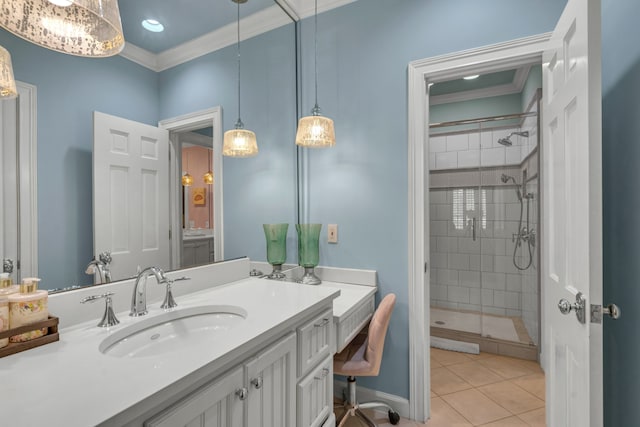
[0, 0, 298, 291]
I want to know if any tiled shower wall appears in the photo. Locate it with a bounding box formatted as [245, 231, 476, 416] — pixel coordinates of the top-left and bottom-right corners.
[429, 101, 540, 345]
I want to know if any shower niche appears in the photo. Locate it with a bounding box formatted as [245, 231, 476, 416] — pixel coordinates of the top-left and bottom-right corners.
[427, 88, 541, 360]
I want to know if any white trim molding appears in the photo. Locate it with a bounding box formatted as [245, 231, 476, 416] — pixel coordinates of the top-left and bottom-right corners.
[407, 33, 551, 423]
[118, 1, 359, 72]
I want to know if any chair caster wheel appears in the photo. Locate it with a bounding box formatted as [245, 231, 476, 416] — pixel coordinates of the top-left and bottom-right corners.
[388, 410, 400, 425]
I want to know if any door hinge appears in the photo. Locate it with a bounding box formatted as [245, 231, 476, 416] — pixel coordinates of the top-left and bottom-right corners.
[424, 262, 428, 273]
[590, 303, 621, 323]
[169, 229, 172, 240]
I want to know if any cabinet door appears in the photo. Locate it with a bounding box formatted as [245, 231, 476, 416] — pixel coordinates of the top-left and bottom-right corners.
[182, 242, 196, 267]
[145, 366, 245, 427]
[245, 332, 297, 427]
[297, 356, 333, 427]
[194, 241, 211, 265]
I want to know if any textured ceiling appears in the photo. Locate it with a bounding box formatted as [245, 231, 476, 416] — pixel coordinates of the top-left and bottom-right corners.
[119, 0, 279, 53]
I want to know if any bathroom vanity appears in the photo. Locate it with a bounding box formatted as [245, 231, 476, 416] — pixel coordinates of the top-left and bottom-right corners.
[0, 258, 377, 427]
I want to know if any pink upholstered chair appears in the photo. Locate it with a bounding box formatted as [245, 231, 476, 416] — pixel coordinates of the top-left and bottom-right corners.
[334, 293, 399, 426]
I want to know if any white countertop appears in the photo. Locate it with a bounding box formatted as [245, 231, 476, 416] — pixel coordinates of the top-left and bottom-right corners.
[317, 281, 377, 320]
[182, 229, 214, 241]
[0, 278, 339, 427]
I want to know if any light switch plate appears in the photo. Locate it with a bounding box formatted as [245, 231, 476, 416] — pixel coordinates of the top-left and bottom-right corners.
[328, 224, 338, 243]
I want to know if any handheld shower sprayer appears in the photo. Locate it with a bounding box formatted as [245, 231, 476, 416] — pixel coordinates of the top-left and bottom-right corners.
[500, 174, 522, 201]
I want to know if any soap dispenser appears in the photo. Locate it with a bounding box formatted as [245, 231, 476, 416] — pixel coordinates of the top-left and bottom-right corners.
[8, 278, 48, 343]
[0, 273, 18, 296]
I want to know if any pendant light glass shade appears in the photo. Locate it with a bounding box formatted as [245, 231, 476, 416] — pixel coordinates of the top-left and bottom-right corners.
[204, 171, 214, 185]
[0, 45, 17, 99]
[0, 0, 125, 57]
[223, 125, 258, 157]
[224, 0, 258, 158]
[295, 0, 335, 148]
[181, 173, 193, 187]
[295, 107, 335, 148]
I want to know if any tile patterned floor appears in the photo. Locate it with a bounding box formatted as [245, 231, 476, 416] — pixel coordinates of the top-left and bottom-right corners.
[334, 349, 546, 426]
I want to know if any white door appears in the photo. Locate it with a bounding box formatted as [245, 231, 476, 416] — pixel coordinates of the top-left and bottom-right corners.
[93, 111, 170, 280]
[542, 0, 603, 425]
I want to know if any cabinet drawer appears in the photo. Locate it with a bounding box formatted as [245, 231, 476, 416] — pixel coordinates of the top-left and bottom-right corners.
[336, 295, 375, 353]
[297, 308, 333, 377]
[296, 356, 333, 427]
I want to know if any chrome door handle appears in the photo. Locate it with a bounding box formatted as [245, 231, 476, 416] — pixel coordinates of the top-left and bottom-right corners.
[591, 303, 621, 323]
[558, 292, 586, 324]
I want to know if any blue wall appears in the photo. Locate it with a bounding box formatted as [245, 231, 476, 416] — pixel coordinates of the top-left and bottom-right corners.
[159, 23, 298, 264]
[298, 0, 565, 398]
[602, 0, 640, 424]
[0, 29, 159, 290]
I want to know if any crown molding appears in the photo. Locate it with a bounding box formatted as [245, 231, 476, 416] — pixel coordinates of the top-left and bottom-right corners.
[118, 0, 360, 72]
[120, 42, 158, 71]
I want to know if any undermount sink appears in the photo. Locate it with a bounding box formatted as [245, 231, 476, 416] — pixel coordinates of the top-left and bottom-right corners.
[99, 305, 247, 358]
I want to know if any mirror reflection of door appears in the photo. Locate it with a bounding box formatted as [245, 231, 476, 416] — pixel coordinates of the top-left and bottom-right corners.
[178, 128, 215, 268]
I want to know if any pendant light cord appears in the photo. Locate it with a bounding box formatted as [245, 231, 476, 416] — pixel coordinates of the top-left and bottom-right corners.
[313, 0, 319, 111]
[236, 0, 242, 127]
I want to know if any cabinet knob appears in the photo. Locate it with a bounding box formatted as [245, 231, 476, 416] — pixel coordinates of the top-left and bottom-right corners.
[235, 387, 248, 400]
[314, 368, 330, 380]
[251, 377, 263, 389]
[314, 318, 330, 327]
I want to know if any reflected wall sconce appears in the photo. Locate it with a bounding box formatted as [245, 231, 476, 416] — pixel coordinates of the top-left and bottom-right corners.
[0, 45, 17, 99]
[295, 0, 335, 148]
[204, 171, 214, 185]
[223, 0, 258, 158]
[0, 0, 125, 57]
[182, 151, 193, 187]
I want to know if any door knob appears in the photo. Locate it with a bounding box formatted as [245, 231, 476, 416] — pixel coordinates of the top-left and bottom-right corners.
[558, 292, 586, 324]
[590, 303, 621, 323]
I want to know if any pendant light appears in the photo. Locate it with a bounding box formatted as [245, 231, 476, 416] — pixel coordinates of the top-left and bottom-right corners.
[182, 150, 193, 187]
[0, 45, 17, 99]
[223, 0, 258, 158]
[295, 0, 335, 148]
[203, 171, 213, 184]
[0, 0, 124, 57]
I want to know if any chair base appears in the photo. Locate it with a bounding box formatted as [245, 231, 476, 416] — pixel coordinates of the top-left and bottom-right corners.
[335, 377, 400, 426]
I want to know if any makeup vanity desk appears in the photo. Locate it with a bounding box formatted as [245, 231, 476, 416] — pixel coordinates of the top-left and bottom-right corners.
[315, 281, 377, 353]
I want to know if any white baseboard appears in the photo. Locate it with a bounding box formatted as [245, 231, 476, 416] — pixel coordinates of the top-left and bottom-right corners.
[333, 380, 410, 419]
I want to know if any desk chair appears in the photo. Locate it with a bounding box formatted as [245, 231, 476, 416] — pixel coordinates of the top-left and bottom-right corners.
[333, 293, 400, 426]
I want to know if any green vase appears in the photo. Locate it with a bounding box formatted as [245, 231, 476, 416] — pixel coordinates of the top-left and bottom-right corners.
[296, 224, 322, 285]
[263, 224, 288, 280]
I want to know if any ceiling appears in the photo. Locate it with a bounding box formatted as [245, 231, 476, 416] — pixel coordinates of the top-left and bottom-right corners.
[119, 0, 276, 53]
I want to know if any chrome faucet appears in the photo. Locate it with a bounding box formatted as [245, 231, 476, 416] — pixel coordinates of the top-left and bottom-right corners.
[130, 266, 168, 317]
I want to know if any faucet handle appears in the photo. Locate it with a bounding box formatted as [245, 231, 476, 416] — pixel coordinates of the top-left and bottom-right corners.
[80, 292, 120, 328]
[160, 276, 190, 310]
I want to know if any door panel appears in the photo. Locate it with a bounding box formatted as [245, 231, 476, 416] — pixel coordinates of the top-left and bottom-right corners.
[542, 0, 602, 425]
[93, 111, 170, 280]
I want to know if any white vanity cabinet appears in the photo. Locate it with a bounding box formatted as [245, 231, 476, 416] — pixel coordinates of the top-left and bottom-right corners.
[140, 306, 334, 427]
[245, 333, 297, 427]
[144, 366, 245, 427]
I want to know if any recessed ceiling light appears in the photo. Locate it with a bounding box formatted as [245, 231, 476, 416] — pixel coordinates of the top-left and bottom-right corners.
[142, 19, 164, 33]
[48, 0, 73, 6]
[463, 75, 480, 80]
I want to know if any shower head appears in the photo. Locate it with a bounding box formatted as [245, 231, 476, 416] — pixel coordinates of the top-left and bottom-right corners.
[497, 137, 512, 147]
[497, 131, 530, 147]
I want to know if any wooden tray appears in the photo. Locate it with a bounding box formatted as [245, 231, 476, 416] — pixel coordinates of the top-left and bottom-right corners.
[0, 316, 59, 358]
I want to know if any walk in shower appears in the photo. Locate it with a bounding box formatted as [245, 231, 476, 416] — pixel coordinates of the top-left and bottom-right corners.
[428, 95, 541, 359]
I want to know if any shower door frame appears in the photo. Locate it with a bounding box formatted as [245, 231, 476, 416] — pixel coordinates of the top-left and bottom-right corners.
[407, 33, 551, 422]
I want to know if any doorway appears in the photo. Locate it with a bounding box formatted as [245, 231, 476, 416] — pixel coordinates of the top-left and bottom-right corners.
[158, 107, 224, 269]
